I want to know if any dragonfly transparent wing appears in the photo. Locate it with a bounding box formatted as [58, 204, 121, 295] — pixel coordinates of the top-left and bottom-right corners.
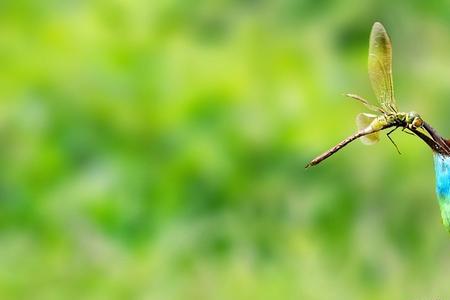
[356, 113, 379, 145]
[368, 22, 397, 113]
[345, 93, 384, 113]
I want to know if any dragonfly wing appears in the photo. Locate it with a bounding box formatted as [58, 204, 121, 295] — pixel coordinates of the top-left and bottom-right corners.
[368, 22, 397, 113]
[345, 93, 384, 113]
[356, 113, 380, 145]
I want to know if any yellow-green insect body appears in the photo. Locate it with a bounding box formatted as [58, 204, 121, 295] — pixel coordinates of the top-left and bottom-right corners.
[356, 111, 424, 145]
[306, 22, 450, 234]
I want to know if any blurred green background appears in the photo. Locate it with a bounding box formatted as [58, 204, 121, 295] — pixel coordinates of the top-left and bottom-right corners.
[1, 0, 450, 299]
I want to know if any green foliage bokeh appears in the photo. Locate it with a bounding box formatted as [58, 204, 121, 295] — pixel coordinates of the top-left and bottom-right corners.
[1, 0, 450, 299]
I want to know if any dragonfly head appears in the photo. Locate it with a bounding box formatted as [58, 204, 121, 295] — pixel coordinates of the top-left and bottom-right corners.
[406, 111, 424, 129]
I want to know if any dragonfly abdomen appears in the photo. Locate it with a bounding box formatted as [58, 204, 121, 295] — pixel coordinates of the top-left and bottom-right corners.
[305, 127, 380, 167]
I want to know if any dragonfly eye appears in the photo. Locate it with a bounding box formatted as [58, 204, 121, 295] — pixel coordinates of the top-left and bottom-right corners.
[413, 117, 423, 128]
[407, 111, 419, 121]
[406, 112, 423, 128]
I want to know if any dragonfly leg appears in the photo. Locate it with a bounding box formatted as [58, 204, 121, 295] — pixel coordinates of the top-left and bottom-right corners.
[388, 103, 398, 113]
[401, 127, 415, 136]
[387, 126, 401, 154]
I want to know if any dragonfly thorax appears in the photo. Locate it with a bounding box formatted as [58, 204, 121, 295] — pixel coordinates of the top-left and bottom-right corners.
[395, 111, 423, 129]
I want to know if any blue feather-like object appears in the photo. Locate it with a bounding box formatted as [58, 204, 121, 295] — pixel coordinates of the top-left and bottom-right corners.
[433, 153, 450, 231]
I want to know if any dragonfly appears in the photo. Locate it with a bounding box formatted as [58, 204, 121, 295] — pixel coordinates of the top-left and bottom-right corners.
[305, 21, 450, 232]
[305, 22, 448, 168]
